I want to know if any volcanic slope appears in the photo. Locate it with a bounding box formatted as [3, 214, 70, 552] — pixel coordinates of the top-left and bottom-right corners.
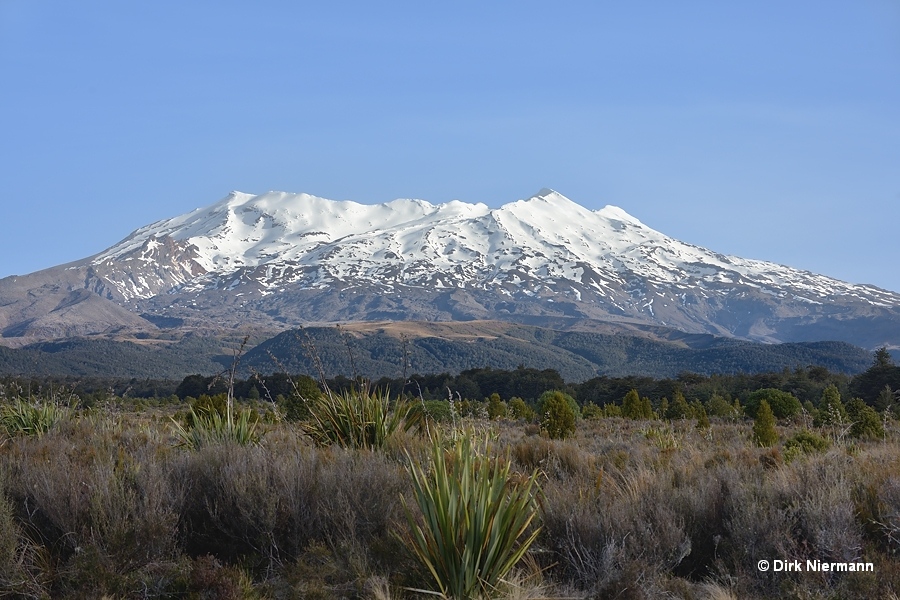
[1, 189, 898, 349]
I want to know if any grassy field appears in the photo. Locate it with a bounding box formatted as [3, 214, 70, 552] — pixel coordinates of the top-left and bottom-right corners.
[0, 395, 898, 599]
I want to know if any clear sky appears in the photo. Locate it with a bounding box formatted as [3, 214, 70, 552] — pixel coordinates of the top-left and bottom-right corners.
[2, 1, 899, 291]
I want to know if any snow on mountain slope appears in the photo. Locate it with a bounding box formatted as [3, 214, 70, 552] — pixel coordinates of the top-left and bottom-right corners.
[3, 187, 899, 347]
[88, 188, 899, 312]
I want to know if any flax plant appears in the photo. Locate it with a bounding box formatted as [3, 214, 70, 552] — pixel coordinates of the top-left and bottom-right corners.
[0, 399, 68, 437]
[170, 402, 259, 449]
[301, 388, 420, 450]
[403, 432, 542, 599]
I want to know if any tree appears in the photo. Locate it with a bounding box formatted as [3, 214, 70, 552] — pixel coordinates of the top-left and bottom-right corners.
[753, 399, 778, 447]
[641, 396, 654, 419]
[665, 390, 691, 420]
[876, 385, 897, 411]
[622, 389, 642, 419]
[696, 406, 711, 430]
[487, 393, 507, 420]
[875, 347, 894, 368]
[507, 397, 535, 421]
[278, 375, 323, 422]
[540, 391, 576, 439]
[814, 384, 847, 428]
[847, 398, 884, 439]
[537, 390, 580, 420]
[746, 388, 801, 419]
[850, 348, 900, 403]
[706, 393, 736, 418]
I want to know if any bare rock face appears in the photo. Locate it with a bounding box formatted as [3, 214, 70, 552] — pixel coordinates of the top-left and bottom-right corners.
[1, 189, 899, 348]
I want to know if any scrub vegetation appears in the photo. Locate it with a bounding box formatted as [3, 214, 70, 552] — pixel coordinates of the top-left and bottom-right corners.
[0, 350, 898, 598]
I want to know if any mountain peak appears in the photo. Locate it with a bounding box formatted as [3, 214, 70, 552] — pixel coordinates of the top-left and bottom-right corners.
[528, 188, 574, 205]
[2, 187, 899, 348]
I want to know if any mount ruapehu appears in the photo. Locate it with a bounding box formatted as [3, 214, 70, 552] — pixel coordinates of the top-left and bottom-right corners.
[1, 189, 898, 355]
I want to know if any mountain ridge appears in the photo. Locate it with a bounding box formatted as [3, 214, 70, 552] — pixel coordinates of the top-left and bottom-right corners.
[1, 189, 898, 350]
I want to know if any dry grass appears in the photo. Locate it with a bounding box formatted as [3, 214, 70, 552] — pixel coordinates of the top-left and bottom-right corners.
[0, 407, 897, 598]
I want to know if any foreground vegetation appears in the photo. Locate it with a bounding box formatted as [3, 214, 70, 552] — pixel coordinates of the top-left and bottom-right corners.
[0, 350, 898, 598]
[0, 394, 897, 598]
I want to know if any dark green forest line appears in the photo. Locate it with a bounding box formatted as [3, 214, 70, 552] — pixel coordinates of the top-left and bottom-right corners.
[5, 348, 898, 414]
[242, 326, 874, 381]
[0, 324, 878, 381]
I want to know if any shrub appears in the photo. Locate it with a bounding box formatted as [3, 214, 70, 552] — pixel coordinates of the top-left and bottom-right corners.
[539, 392, 576, 439]
[537, 390, 580, 420]
[665, 391, 692, 420]
[0, 399, 68, 437]
[177, 441, 408, 571]
[621, 389, 642, 419]
[814, 384, 847, 428]
[696, 407, 711, 430]
[486, 393, 507, 420]
[581, 402, 603, 420]
[847, 398, 884, 439]
[753, 400, 778, 447]
[277, 375, 323, 422]
[171, 401, 260, 449]
[422, 399, 453, 423]
[301, 388, 420, 450]
[507, 397, 535, 421]
[602, 403, 622, 418]
[783, 429, 830, 462]
[705, 393, 737, 418]
[188, 393, 228, 423]
[403, 433, 541, 598]
[746, 388, 802, 419]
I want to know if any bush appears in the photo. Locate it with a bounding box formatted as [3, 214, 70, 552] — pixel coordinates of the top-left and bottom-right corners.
[0, 399, 68, 437]
[537, 390, 580, 420]
[507, 397, 535, 421]
[784, 429, 830, 462]
[581, 402, 603, 420]
[814, 384, 847, 428]
[301, 388, 420, 450]
[403, 433, 541, 598]
[665, 391, 692, 420]
[486, 393, 507, 420]
[746, 388, 802, 419]
[539, 391, 576, 439]
[847, 398, 884, 439]
[753, 400, 778, 447]
[705, 393, 737, 418]
[277, 375, 323, 422]
[422, 399, 453, 423]
[171, 401, 260, 449]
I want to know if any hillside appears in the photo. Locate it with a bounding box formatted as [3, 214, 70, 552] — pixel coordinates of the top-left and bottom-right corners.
[241, 322, 873, 381]
[1, 189, 898, 350]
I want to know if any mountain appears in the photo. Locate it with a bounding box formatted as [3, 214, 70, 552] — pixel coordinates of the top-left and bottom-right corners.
[1, 189, 899, 349]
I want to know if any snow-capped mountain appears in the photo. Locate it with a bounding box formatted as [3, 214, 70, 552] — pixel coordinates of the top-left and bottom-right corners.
[2, 189, 899, 348]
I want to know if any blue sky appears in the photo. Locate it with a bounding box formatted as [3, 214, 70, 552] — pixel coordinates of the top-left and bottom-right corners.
[2, 1, 899, 291]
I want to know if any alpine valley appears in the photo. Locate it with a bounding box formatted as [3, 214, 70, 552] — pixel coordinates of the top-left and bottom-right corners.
[1, 189, 898, 378]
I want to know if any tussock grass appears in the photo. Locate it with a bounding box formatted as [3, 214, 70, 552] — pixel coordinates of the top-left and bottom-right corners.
[0, 401, 897, 597]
